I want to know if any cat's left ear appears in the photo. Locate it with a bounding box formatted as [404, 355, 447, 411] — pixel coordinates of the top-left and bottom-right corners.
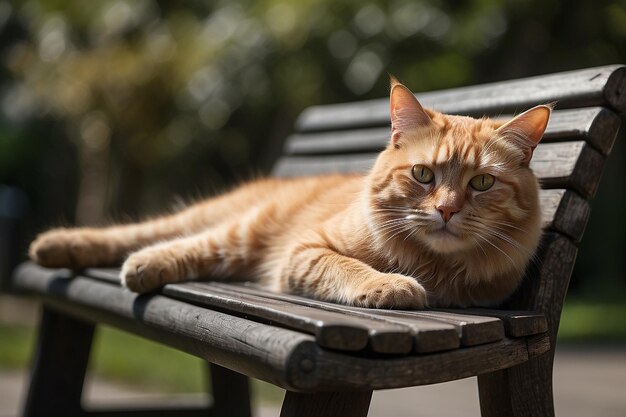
[496, 103, 555, 165]
[389, 75, 433, 144]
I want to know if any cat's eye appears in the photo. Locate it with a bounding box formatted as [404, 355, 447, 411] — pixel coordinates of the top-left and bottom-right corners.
[470, 174, 495, 191]
[412, 165, 434, 184]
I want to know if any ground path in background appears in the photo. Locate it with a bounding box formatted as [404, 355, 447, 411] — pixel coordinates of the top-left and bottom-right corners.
[1, 346, 624, 417]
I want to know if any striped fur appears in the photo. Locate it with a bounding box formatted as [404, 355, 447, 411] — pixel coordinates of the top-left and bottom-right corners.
[29, 81, 551, 308]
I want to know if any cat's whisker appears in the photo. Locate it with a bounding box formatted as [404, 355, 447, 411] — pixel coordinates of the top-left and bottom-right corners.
[465, 223, 526, 253]
[482, 229, 529, 254]
[484, 219, 528, 233]
[473, 233, 522, 275]
[471, 236, 488, 257]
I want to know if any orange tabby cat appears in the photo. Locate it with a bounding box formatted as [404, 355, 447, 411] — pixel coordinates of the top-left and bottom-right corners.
[29, 78, 552, 308]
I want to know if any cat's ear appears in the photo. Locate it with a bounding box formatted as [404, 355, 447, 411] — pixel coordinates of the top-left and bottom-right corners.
[496, 103, 555, 165]
[389, 75, 433, 144]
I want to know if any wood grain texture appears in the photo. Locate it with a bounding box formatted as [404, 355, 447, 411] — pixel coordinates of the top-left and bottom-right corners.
[296, 65, 625, 132]
[82, 269, 546, 352]
[543, 189, 590, 242]
[286, 107, 620, 156]
[13, 263, 551, 392]
[85, 269, 544, 350]
[205, 281, 503, 347]
[162, 282, 411, 354]
[534, 141, 606, 198]
[13, 263, 316, 391]
[284, 333, 550, 391]
[173, 281, 460, 353]
[437, 309, 547, 338]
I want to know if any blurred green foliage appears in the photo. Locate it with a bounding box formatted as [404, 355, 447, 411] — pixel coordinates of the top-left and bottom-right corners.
[0, 0, 624, 292]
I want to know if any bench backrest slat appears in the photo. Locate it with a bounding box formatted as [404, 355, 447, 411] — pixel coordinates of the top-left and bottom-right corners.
[296, 65, 626, 132]
[287, 107, 620, 157]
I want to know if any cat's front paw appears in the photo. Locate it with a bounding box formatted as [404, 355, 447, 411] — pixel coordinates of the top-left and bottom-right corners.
[121, 250, 182, 293]
[29, 229, 98, 269]
[354, 273, 427, 309]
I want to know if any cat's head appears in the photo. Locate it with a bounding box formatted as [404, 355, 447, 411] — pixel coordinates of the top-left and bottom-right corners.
[367, 77, 552, 262]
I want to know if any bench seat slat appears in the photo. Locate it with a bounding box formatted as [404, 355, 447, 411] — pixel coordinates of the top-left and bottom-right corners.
[13, 263, 316, 392]
[287, 107, 620, 157]
[435, 309, 548, 338]
[83, 268, 504, 351]
[82, 269, 410, 354]
[296, 65, 625, 132]
[161, 282, 414, 354]
[13, 264, 551, 392]
[204, 282, 505, 347]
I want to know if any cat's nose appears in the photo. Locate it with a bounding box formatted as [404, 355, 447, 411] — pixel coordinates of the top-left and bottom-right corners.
[436, 205, 460, 223]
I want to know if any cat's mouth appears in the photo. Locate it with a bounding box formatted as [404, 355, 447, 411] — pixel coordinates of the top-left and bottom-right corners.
[423, 225, 470, 253]
[428, 225, 459, 238]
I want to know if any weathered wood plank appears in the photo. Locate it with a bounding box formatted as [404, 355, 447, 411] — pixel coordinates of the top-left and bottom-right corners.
[437, 309, 547, 338]
[285, 333, 550, 391]
[534, 142, 606, 198]
[206, 282, 503, 347]
[393, 310, 504, 346]
[84, 268, 122, 284]
[540, 189, 590, 242]
[272, 153, 375, 177]
[174, 281, 459, 353]
[13, 263, 317, 392]
[13, 263, 551, 392]
[85, 268, 460, 353]
[162, 282, 413, 354]
[84, 269, 504, 351]
[296, 65, 625, 132]
[85, 268, 545, 348]
[287, 107, 620, 157]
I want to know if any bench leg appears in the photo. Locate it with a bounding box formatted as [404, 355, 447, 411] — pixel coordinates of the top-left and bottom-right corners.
[478, 354, 555, 417]
[209, 363, 252, 417]
[23, 306, 95, 417]
[279, 390, 372, 417]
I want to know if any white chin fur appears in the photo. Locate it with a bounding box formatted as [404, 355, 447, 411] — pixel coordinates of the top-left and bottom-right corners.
[423, 230, 473, 254]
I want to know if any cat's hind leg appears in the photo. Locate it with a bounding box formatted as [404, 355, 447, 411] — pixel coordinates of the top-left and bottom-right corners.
[29, 219, 188, 269]
[29, 180, 279, 269]
[29, 202, 232, 269]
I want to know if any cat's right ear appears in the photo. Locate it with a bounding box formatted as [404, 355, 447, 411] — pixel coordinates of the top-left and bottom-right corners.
[495, 103, 554, 165]
[389, 75, 433, 145]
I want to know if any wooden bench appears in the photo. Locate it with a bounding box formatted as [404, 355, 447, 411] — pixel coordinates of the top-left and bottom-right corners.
[12, 65, 625, 417]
